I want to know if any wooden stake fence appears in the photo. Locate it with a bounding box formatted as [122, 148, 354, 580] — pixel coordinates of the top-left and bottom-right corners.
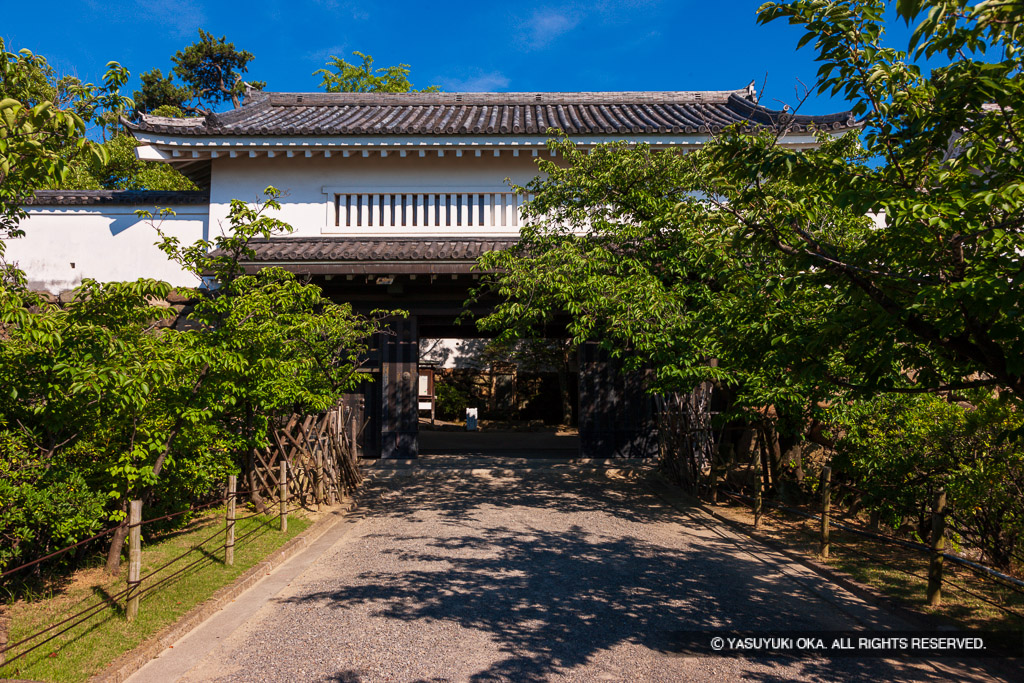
[280, 461, 288, 533]
[249, 404, 363, 509]
[656, 386, 714, 493]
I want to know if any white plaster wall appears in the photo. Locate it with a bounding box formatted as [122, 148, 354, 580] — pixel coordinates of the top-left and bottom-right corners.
[6, 206, 208, 293]
[208, 154, 546, 238]
[420, 337, 562, 372]
[420, 338, 490, 369]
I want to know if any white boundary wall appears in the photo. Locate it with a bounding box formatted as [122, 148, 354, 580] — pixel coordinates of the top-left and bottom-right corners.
[6, 205, 208, 294]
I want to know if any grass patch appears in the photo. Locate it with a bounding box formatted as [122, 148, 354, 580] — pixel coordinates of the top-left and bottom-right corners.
[0, 506, 313, 683]
[706, 495, 1024, 637]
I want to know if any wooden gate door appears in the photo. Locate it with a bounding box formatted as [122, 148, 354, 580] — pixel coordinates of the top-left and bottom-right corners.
[578, 342, 659, 458]
[379, 316, 419, 459]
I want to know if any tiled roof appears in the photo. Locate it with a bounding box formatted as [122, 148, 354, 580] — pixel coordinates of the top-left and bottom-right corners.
[27, 190, 210, 206]
[240, 237, 516, 261]
[230, 237, 517, 275]
[127, 90, 858, 137]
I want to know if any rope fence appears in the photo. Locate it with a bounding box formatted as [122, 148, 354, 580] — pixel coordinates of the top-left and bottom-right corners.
[0, 457, 323, 668]
[713, 471, 1024, 620]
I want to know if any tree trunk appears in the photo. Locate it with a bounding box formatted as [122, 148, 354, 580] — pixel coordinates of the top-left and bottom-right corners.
[784, 443, 804, 484]
[558, 348, 573, 426]
[765, 424, 782, 495]
[0, 603, 9, 665]
[104, 501, 129, 575]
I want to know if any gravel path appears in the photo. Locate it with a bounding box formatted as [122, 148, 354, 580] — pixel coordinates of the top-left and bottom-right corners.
[172, 469, 1003, 682]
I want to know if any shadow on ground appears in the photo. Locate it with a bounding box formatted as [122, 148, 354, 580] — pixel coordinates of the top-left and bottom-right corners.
[297, 473, 1005, 682]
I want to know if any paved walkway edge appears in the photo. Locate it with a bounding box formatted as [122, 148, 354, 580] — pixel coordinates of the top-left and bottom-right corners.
[90, 500, 356, 683]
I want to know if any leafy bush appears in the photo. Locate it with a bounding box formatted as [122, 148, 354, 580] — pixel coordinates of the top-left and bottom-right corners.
[435, 382, 469, 421]
[828, 393, 1024, 570]
[0, 432, 106, 577]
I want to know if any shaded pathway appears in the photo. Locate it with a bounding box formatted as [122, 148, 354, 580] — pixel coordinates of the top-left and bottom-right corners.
[166, 470, 1002, 682]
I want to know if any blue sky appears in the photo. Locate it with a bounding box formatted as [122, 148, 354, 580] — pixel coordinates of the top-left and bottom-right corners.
[5, 1, 928, 116]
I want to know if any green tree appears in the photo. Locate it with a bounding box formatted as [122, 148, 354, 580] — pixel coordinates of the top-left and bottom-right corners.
[148, 187, 393, 518]
[134, 29, 265, 114]
[827, 392, 1024, 570]
[0, 39, 107, 280]
[476, 136, 835, 483]
[0, 39, 186, 193]
[59, 133, 197, 191]
[133, 68, 192, 115]
[0, 188, 390, 576]
[314, 51, 439, 93]
[704, 0, 1024, 399]
[483, 0, 1024, 408]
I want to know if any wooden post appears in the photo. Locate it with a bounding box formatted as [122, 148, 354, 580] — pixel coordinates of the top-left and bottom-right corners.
[820, 466, 832, 559]
[280, 460, 288, 533]
[315, 425, 325, 510]
[350, 412, 359, 460]
[710, 466, 719, 505]
[0, 605, 10, 665]
[928, 488, 947, 607]
[752, 450, 763, 530]
[225, 475, 236, 566]
[126, 499, 142, 622]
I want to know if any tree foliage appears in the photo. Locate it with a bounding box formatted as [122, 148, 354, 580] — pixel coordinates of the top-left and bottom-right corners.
[828, 392, 1024, 569]
[314, 51, 439, 93]
[133, 68, 192, 115]
[135, 29, 265, 114]
[0, 39, 108, 280]
[0, 189, 390, 576]
[482, 0, 1024, 408]
[0, 39, 189, 194]
[712, 0, 1024, 399]
[59, 133, 197, 191]
[477, 137, 840, 433]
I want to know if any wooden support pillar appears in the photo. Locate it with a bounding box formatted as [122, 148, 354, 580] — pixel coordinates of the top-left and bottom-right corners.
[380, 316, 419, 459]
[315, 433, 324, 510]
[0, 604, 9, 665]
[350, 412, 359, 460]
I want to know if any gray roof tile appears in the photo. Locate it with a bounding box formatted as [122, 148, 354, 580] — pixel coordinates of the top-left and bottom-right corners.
[237, 237, 517, 262]
[27, 190, 210, 206]
[225, 237, 517, 275]
[127, 90, 857, 137]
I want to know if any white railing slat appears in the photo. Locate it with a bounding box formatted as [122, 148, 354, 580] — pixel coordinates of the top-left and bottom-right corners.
[331, 191, 525, 230]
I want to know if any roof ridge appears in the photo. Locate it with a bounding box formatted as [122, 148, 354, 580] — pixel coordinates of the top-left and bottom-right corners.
[264, 90, 753, 107]
[133, 113, 205, 126]
[28, 189, 210, 206]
